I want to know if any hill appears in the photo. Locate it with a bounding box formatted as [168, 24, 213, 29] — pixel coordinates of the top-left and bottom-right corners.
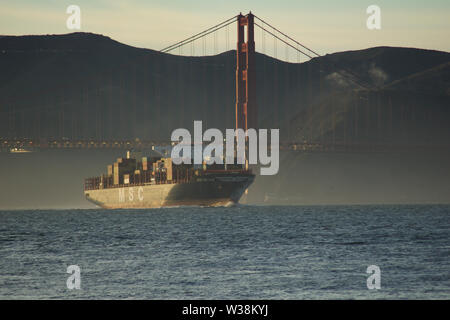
[1, 33, 449, 146]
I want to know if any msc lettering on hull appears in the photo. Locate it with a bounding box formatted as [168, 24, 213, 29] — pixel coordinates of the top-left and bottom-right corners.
[118, 187, 144, 202]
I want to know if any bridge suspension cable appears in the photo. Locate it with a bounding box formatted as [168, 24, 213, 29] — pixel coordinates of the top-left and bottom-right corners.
[254, 22, 315, 60]
[162, 12, 374, 89]
[254, 15, 320, 58]
[160, 15, 237, 53]
[254, 15, 373, 89]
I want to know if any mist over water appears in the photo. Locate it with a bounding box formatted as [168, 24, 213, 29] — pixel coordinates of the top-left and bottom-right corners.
[1, 149, 450, 209]
[0, 149, 124, 209]
[247, 150, 450, 205]
[0, 205, 448, 299]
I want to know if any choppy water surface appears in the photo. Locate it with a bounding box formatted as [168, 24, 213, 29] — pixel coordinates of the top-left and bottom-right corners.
[0, 205, 448, 299]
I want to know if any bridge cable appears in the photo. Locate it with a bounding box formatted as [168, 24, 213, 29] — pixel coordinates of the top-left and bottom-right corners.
[255, 22, 314, 59]
[160, 15, 237, 53]
[254, 15, 320, 57]
[254, 16, 373, 89]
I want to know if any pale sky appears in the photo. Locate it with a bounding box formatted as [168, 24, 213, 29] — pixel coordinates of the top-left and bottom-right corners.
[1, 0, 449, 61]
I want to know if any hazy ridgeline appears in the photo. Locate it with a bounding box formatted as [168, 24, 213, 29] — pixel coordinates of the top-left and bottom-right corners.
[1, 33, 449, 146]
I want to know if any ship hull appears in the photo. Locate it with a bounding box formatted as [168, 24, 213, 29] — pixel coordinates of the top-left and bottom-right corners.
[84, 175, 254, 209]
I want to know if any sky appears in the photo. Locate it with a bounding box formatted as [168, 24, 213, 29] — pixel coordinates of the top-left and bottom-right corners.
[1, 0, 449, 59]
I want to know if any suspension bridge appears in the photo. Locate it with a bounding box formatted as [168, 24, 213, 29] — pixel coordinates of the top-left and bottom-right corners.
[2, 12, 435, 153]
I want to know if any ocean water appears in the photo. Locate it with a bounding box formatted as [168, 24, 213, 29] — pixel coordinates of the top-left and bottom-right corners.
[0, 205, 448, 299]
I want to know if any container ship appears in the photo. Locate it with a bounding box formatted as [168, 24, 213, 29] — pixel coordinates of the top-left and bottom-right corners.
[84, 151, 254, 208]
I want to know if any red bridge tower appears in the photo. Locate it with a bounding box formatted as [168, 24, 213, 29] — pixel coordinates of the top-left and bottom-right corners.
[236, 12, 257, 131]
